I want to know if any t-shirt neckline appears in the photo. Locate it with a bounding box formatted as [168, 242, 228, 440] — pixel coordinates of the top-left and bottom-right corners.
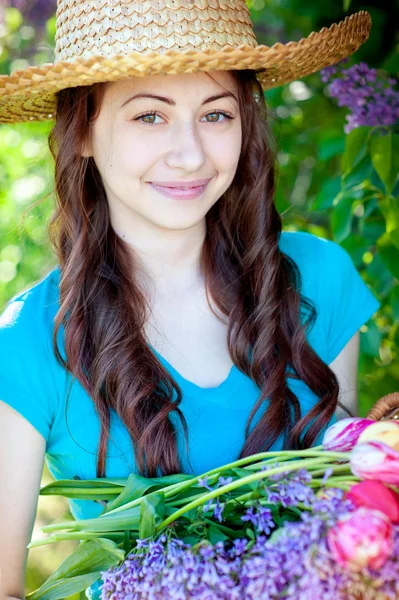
[149, 345, 236, 391]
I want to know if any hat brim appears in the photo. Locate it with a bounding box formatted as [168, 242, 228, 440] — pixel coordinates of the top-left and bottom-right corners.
[0, 10, 371, 124]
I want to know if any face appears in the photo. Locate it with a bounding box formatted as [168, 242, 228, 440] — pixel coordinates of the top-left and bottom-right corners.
[82, 71, 242, 238]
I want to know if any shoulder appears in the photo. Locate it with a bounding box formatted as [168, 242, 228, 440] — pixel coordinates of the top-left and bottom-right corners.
[0, 264, 60, 346]
[0, 265, 62, 442]
[279, 230, 336, 259]
[279, 230, 352, 279]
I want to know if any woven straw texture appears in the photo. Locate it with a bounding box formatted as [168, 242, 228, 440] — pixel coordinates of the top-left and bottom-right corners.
[366, 392, 399, 421]
[0, 1, 371, 124]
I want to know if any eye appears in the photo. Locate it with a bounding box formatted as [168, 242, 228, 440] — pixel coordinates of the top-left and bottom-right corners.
[133, 110, 234, 126]
[202, 111, 233, 123]
[134, 110, 162, 125]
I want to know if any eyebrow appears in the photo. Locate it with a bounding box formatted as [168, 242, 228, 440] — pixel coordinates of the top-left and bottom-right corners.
[120, 91, 238, 109]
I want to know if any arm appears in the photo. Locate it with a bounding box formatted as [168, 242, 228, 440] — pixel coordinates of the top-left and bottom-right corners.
[0, 401, 46, 600]
[328, 331, 360, 420]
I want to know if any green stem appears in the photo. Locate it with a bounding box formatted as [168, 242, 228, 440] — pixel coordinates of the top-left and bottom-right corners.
[41, 487, 124, 496]
[105, 450, 349, 517]
[243, 450, 349, 471]
[28, 530, 126, 548]
[306, 465, 353, 477]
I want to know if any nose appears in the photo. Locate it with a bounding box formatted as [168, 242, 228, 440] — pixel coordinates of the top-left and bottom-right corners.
[165, 120, 206, 173]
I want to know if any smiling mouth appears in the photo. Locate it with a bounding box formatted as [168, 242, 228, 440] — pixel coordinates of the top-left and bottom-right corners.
[148, 181, 210, 199]
[148, 179, 212, 189]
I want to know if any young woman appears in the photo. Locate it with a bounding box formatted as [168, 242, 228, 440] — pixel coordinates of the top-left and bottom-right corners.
[0, 1, 378, 597]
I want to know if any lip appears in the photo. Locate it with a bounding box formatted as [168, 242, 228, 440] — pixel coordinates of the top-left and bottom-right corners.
[148, 180, 211, 200]
[149, 178, 212, 188]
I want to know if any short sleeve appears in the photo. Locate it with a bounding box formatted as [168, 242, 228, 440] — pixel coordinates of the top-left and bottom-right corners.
[0, 298, 58, 443]
[321, 239, 381, 364]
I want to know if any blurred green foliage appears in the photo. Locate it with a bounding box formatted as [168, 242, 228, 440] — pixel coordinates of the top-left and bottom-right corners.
[0, 0, 398, 596]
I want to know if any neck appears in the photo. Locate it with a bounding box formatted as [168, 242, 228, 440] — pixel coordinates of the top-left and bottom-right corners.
[115, 218, 206, 297]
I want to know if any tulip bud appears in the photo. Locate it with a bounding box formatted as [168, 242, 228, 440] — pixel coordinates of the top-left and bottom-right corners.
[327, 507, 393, 571]
[357, 420, 399, 452]
[350, 440, 399, 485]
[346, 480, 399, 523]
[322, 417, 375, 452]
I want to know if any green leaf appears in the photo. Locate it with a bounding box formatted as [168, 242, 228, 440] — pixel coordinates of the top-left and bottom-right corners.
[360, 320, 382, 357]
[342, 154, 373, 190]
[379, 195, 399, 236]
[220, 500, 239, 520]
[27, 573, 103, 600]
[370, 132, 399, 197]
[343, 0, 352, 10]
[246, 527, 255, 540]
[40, 478, 126, 501]
[311, 177, 341, 211]
[27, 539, 124, 600]
[40, 506, 141, 534]
[390, 285, 399, 321]
[279, 509, 301, 525]
[139, 492, 166, 539]
[377, 232, 399, 280]
[389, 227, 399, 250]
[341, 126, 370, 175]
[229, 467, 258, 491]
[207, 523, 230, 544]
[104, 472, 192, 513]
[331, 193, 354, 243]
[318, 137, 345, 161]
[181, 534, 202, 544]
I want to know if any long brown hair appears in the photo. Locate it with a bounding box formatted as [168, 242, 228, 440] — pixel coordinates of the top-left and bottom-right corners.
[47, 69, 350, 478]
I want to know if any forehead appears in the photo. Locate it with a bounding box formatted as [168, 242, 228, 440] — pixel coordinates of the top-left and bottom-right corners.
[104, 70, 237, 103]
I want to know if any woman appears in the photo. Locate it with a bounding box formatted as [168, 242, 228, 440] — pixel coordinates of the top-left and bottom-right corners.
[0, 1, 379, 597]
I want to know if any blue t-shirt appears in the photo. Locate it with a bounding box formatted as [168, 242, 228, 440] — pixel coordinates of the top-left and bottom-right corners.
[0, 231, 381, 520]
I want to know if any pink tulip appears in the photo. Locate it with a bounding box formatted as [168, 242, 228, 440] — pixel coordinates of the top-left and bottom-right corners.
[350, 440, 399, 485]
[327, 507, 393, 571]
[346, 480, 399, 523]
[322, 417, 375, 452]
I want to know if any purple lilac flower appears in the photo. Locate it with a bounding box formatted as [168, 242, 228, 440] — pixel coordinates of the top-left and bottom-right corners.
[261, 467, 316, 508]
[213, 498, 226, 523]
[218, 476, 234, 487]
[100, 485, 399, 600]
[320, 58, 349, 84]
[322, 467, 334, 484]
[320, 59, 399, 133]
[99, 474, 399, 599]
[241, 503, 274, 535]
[198, 474, 233, 494]
[197, 475, 214, 491]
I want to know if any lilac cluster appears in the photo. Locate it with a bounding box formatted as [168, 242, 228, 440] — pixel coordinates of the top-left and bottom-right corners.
[260, 464, 315, 508]
[197, 467, 315, 526]
[98, 478, 399, 600]
[241, 504, 274, 535]
[198, 474, 234, 523]
[320, 59, 399, 133]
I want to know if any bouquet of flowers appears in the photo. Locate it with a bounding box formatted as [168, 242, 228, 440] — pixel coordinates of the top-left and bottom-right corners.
[27, 418, 399, 600]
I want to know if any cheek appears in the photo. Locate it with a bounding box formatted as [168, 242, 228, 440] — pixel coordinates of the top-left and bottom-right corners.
[111, 131, 156, 177]
[221, 138, 242, 176]
[206, 127, 242, 172]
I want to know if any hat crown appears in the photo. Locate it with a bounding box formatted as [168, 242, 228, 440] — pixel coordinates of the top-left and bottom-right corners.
[55, 0, 258, 62]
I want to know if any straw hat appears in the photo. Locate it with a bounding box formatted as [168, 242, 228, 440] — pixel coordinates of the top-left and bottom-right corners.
[0, 0, 372, 124]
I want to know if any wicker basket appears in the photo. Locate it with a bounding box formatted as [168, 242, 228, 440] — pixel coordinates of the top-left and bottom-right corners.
[365, 392, 399, 421]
